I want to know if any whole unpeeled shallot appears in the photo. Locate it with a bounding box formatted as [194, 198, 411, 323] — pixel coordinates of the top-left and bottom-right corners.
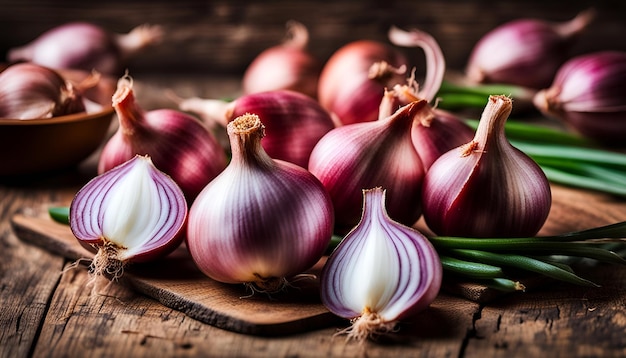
[99, 74, 228, 201]
[0, 62, 85, 119]
[187, 113, 334, 292]
[317, 39, 408, 125]
[533, 51, 626, 146]
[466, 9, 594, 89]
[242, 20, 321, 99]
[422, 95, 551, 238]
[7, 22, 163, 76]
[308, 100, 429, 234]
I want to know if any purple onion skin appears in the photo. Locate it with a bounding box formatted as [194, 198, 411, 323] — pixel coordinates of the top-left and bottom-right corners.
[187, 114, 335, 286]
[466, 10, 594, 89]
[412, 109, 475, 170]
[318, 40, 408, 125]
[0, 62, 85, 119]
[100, 109, 227, 201]
[422, 96, 551, 238]
[309, 101, 426, 234]
[230, 90, 336, 168]
[99, 80, 228, 202]
[8, 23, 122, 75]
[535, 51, 626, 146]
[422, 147, 551, 238]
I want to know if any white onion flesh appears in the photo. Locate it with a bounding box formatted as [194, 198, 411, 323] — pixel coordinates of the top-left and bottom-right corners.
[70, 155, 187, 264]
[321, 188, 442, 341]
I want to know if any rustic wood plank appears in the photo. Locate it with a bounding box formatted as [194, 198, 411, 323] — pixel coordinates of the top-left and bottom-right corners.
[464, 265, 626, 357]
[32, 262, 477, 357]
[2, 1, 625, 75]
[0, 185, 78, 358]
[10, 211, 340, 336]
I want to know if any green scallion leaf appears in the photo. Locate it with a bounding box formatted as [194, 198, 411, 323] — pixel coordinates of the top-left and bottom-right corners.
[48, 206, 70, 225]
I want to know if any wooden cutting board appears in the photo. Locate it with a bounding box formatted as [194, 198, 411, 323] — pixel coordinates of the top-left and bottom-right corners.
[10, 184, 626, 336]
[10, 210, 340, 336]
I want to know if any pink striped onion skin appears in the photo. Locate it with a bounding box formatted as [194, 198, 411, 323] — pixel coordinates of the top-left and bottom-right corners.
[187, 113, 334, 292]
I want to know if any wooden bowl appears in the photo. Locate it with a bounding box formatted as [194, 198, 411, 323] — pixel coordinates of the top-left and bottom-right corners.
[0, 66, 117, 177]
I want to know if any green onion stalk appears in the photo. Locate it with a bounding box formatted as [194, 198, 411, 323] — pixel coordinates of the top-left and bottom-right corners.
[50, 207, 626, 292]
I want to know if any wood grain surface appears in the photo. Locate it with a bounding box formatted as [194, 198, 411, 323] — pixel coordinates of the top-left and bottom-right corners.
[10, 211, 338, 336]
[2, 1, 626, 75]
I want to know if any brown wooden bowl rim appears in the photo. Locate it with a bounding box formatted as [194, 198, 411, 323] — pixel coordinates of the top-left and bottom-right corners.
[0, 106, 115, 126]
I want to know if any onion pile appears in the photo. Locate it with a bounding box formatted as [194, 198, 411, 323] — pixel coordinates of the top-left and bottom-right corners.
[55, 14, 626, 346]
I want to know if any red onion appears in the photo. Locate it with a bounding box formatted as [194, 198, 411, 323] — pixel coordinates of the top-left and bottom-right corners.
[70, 155, 187, 280]
[99, 74, 228, 201]
[187, 114, 334, 292]
[466, 9, 595, 89]
[317, 39, 408, 125]
[176, 89, 336, 168]
[7, 22, 163, 76]
[320, 187, 442, 342]
[533, 51, 626, 146]
[308, 100, 428, 234]
[0, 62, 85, 119]
[242, 20, 321, 99]
[422, 95, 551, 237]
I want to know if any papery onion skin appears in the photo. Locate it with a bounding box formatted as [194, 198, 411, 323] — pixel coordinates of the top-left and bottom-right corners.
[465, 10, 594, 89]
[318, 40, 408, 125]
[242, 20, 321, 99]
[533, 51, 626, 146]
[320, 187, 442, 332]
[0, 62, 85, 119]
[70, 155, 187, 263]
[177, 90, 336, 168]
[308, 100, 427, 234]
[99, 75, 228, 201]
[187, 113, 334, 289]
[7, 22, 163, 76]
[422, 95, 551, 238]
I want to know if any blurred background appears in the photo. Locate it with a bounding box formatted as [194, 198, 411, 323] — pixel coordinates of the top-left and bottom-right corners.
[2, 0, 625, 77]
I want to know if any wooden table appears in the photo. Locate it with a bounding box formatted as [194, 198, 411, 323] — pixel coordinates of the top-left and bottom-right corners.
[2, 74, 626, 358]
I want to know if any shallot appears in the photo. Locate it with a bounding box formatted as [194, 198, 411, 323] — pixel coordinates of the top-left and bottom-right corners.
[187, 113, 334, 292]
[99, 74, 228, 201]
[466, 9, 594, 89]
[0, 62, 85, 119]
[242, 20, 321, 98]
[7, 22, 163, 76]
[308, 100, 428, 234]
[422, 95, 551, 237]
[533, 51, 626, 146]
[175, 89, 336, 168]
[317, 39, 408, 125]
